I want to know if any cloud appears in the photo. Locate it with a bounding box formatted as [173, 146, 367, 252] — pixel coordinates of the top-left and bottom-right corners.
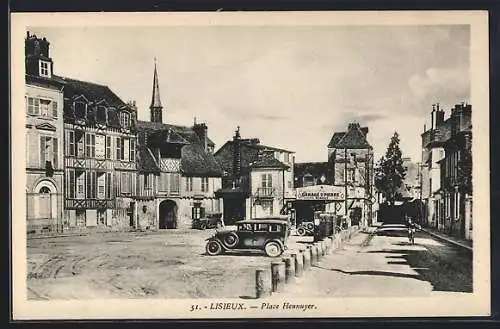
[408, 67, 470, 102]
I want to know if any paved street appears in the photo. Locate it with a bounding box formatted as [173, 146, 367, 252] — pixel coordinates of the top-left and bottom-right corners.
[278, 229, 473, 297]
[27, 229, 274, 300]
[26, 227, 472, 300]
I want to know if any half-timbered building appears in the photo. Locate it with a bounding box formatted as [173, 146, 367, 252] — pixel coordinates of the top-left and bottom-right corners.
[133, 63, 223, 230]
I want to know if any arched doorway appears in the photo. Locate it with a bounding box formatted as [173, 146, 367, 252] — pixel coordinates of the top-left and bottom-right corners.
[159, 200, 178, 229]
[31, 179, 58, 230]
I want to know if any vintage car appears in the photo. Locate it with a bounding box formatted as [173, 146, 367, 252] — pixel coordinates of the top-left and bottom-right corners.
[192, 213, 223, 230]
[205, 218, 290, 257]
[296, 221, 315, 236]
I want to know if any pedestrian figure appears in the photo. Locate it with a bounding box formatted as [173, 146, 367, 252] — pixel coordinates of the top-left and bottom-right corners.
[407, 217, 416, 245]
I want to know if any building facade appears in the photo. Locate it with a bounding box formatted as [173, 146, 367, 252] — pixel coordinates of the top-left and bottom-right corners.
[421, 103, 472, 240]
[328, 123, 375, 226]
[214, 128, 295, 224]
[134, 63, 223, 230]
[25, 32, 65, 233]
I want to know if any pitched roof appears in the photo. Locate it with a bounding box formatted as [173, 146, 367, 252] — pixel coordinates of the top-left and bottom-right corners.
[249, 154, 289, 169]
[331, 124, 372, 149]
[180, 143, 224, 177]
[137, 145, 160, 173]
[327, 132, 345, 148]
[54, 75, 126, 108]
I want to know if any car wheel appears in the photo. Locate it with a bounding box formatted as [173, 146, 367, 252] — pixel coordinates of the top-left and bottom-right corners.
[297, 227, 306, 236]
[206, 240, 223, 256]
[223, 232, 239, 248]
[264, 241, 283, 257]
[306, 223, 314, 231]
[200, 222, 207, 230]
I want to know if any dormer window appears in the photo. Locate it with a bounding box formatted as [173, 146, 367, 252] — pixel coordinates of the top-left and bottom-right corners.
[39, 60, 51, 77]
[74, 101, 87, 120]
[96, 106, 107, 124]
[120, 111, 131, 129]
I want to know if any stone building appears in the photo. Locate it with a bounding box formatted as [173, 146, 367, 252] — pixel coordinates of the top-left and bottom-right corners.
[438, 103, 472, 240]
[133, 62, 223, 230]
[214, 128, 295, 224]
[421, 102, 472, 240]
[327, 122, 375, 226]
[25, 32, 65, 233]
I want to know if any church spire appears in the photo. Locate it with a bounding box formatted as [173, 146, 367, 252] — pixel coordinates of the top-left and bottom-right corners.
[150, 58, 163, 123]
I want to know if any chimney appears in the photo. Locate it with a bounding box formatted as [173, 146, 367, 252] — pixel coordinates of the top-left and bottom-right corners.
[193, 122, 208, 151]
[348, 122, 359, 131]
[430, 104, 436, 129]
[232, 126, 242, 184]
[435, 109, 445, 126]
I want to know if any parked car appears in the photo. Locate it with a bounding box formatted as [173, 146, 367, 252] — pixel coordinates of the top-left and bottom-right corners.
[296, 221, 315, 236]
[205, 218, 290, 257]
[192, 213, 223, 230]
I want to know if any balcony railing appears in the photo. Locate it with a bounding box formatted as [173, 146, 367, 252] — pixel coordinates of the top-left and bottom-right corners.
[254, 187, 276, 198]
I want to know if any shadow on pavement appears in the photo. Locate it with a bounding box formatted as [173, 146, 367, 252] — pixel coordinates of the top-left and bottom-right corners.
[317, 267, 422, 281]
[363, 245, 472, 293]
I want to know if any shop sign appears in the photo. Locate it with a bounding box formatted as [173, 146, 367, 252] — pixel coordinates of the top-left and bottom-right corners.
[296, 185, 345, 201]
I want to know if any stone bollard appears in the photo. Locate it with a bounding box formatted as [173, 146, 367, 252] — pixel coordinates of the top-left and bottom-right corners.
[304, 246, 312, 270]
[283, 257, 295, 283]
[295, 251, 304, 277]
[271, 262, 286, 293]
[311, 244, 319, 266]
[255, 269, 272, 298]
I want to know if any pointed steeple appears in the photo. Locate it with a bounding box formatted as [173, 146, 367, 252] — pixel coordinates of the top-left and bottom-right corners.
[150, 58, 163, 123]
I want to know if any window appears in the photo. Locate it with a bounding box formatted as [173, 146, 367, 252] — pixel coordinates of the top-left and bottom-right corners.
[186, 177, 193, 192]
[144, 174, 151, 189]
[95, 135, 105, 159]
[288, 181, 292, 189]
[116, 137, 122, 160]
[159, 173, 168, 192]
[269, 224, 281, 232]
[106, 136, 112, 159]
[123, 139, 130, 161]
[261, 173, 272, 188]
[130, 139, 136, 162]
[86, 171, 97, 199]
[40, 136, 58, 167]
[97, 172, 106, 199]
[120, 112, 131, 129]
[303, 174, 314, 187]
[76, 131, 85, 158]
[106, 172, 112, 199]
[284, 153, 289, 163]
[67, 131, 75, 156]
[67, 169, 75, 198]
[74, 102, 87, 119]
[26, 97, 40, 115]
[255, 223, 269, 232]
[40, 99, 51, 117]
[121, 172, 131, 193]
[39, 60, 50, 77]
[76, 171, 85, 199]
[96, 106, 107, 123]
[201, 177, 209, 192]
[170, 174, 180, 193]
[86, 133, 95, 158]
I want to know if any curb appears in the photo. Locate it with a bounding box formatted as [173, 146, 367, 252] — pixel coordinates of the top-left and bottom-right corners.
[421, 228, 473, 251]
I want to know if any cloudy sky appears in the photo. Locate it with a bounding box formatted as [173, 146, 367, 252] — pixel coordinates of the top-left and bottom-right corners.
[30, 25, 470, 162]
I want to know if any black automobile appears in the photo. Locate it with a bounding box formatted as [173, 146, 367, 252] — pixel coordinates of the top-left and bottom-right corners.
[205, 218, 290, 257]
[192, 213, 223, 230]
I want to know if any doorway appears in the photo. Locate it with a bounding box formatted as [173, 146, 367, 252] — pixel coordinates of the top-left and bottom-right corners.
[159, 200, 178, 229]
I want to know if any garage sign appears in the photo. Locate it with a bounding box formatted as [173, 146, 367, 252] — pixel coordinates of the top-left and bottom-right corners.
[296, 185, 345, 201]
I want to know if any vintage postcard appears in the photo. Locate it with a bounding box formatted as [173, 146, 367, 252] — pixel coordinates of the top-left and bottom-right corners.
[11, 11, 490, 319]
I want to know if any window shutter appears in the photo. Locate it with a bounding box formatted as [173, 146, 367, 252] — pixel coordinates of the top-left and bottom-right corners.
[130, 139, 135, 162]
[116, 137, 121, 160]
[52, 138, 58, 168]
[52, 101, 58, 118]
[40, 136, 46, 166]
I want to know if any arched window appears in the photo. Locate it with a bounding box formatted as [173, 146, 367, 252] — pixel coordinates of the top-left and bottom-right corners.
[39, 186, 51, 194]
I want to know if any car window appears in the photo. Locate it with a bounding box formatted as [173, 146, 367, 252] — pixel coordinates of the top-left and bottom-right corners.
[238, 224, 253, 231]
[269, 224, 281, 232]
[254, 223, 269, 232]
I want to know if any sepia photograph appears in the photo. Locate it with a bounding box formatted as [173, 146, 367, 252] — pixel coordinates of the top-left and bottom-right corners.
[11, 11, 490, 319]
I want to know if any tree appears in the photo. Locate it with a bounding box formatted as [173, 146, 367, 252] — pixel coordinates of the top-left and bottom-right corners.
[374, 132, 407, 205]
